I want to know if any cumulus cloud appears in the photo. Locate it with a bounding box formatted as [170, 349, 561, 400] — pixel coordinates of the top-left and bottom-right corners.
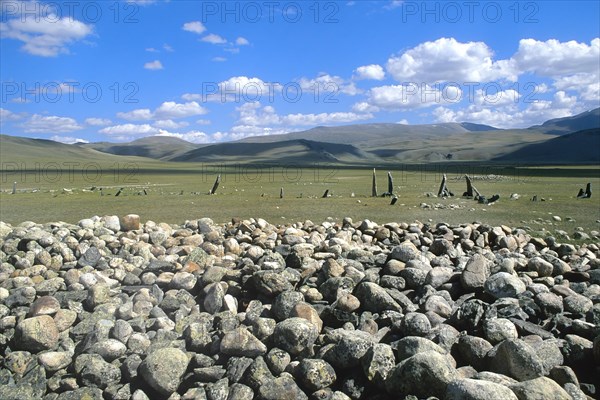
[144, 60, 163, 70]
[153, 119, 190, 129]
[354, 64, 385, 80]
[99, 123, 159, 136]
[20, 114, 82, 133]
[50, 135, 89, 144]
[155, 130, 210, 143]
[0, 3, 93, 57]
[236, 37, 250, 46]
[117, 102, 207, 121]
[433, 91, 580, 129]
[85, 117, 112, 126]
[298, 74, 360, 96]
[0, 108, 26, 122]
[117, 109, 154, 121]
[154, 101, 208, 119]
[202, 34, 227, 44]
[234, 102, 373, 128]
[513, 38, 600, 77]
[182, 21, 206, 34]
[365, 83, 462, 110]
[386, 37, 517, 83]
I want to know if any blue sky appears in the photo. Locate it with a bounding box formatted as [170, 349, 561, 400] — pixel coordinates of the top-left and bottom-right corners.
[1, 0, 599, 143]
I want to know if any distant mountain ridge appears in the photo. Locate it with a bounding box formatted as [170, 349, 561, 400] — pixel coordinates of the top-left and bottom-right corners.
[1, 107, 599, 165]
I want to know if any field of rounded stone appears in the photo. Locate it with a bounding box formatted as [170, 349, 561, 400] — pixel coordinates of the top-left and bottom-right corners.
[0, 214, 598, 399]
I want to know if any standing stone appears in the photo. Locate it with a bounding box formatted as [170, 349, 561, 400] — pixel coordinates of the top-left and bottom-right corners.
[139, 348, 189, 396]
[210, 174, 221, 195]
[280, 187, 284, 199]
[437, 174, 453, 197]
[322, 189, 330, 198]
[12, 181, 16, 194]
[390, 196, 398, 205]
[585, 182, 592, 198]
[387, 171, 394, 195]
[372, 168, 378, 197]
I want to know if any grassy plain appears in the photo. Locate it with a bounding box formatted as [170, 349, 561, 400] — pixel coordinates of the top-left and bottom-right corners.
[1, 160, 599, 240]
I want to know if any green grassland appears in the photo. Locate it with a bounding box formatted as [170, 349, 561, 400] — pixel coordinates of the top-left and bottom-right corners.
[1, 161, 599, 239]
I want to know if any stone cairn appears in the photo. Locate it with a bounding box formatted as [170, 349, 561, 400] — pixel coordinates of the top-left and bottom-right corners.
[0, 215, 598, 399]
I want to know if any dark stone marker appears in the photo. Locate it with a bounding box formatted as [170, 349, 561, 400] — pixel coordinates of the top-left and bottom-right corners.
[372, 168, 378, 197]
[115, 188, 123, 197]
[437, 174, 454, 197]
[577, 189, 585, 198]
[390, 196, 398, 205]
[210, 175, 221, 195]
[488, 194, 500, 203]
[531, 195, 537, 202]
[585, 183, 592, 198]
[387, 171, 394, 195]
[280, 187, 284, 199]
[12, 182, 16, 194]
[464, 175, 473, 197]
[143, 189, 148, 195]
[322, 189, 330, 198]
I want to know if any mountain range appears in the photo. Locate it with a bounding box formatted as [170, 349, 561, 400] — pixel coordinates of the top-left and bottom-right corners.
[1, 108, 599, 165]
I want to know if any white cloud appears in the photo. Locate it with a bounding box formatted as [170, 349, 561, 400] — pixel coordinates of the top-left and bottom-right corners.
[163, 44, 174, 52]
[99, 123, 159, 136]
[146, 47, 158, 52]
[365, 83, 462, 110]
[196, 119, 211, 125]
[183, 21, 207, 34]
[153, 119, 190, 129]
[50, 135, 89, 144]
[282, 112, 373, 126]
[553, 73, 600, 101]
[474, 88, 520, 107]
[212, 57, 227, 62]
[20, 114, 82, 133]
[117, 101, 208, 121]
[85, 117, 112, 126]
[298, 74, 360, 96]
[386, 37, 517, 84]
[386, 0, 404, 9]
[144, 60, 163, 70]
[433, 90, 580, 129]
[354, 64, 385, 80]
[513, 38, 600, 77]
[0, 3, 93, 57]
[117, 109, 153, 121]
[352, 102, 380, 113]
[234, 102, 373, 128]
[155, 130, 210, 143]
[181, 93, 202, 101]
[202, 34, 227, 44]
[0, 108, 26, 122]
[236, 37, 250, 46]
[154, 101, 208, 119]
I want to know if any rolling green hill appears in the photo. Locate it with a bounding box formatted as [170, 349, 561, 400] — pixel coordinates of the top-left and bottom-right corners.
[80, 136, 201, 160]
[2, 108, 599, 166]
